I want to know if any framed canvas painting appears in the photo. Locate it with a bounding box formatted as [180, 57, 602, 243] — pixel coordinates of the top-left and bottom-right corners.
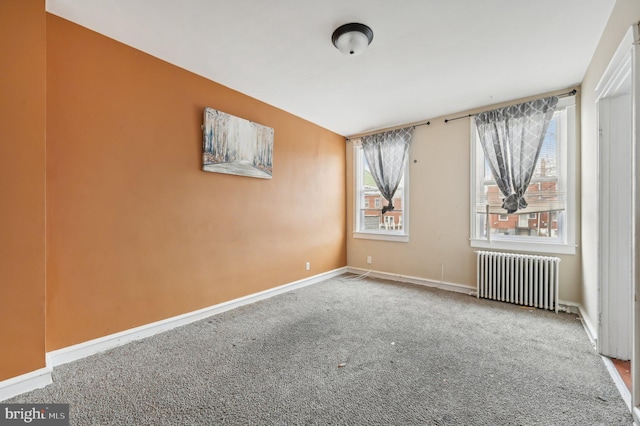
[202, 108, 274, 179]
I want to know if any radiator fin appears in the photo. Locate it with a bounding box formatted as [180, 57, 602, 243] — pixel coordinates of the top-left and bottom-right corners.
[476, 251, 560, 312]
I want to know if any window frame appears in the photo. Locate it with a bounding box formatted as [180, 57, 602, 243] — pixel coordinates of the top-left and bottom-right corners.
[469, 96, 576, 255]
[353, 142, 410, 242]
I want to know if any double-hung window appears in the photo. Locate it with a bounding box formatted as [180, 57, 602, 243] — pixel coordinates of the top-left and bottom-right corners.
[353, 141, 409, 242]
[470, 96, 576, 254]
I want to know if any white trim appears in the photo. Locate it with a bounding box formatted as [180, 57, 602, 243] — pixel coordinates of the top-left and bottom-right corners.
[345, 267, 474, 295]
[556, 300, 580, 314]
[576, 303, 598, 347]
[633, 20, 640, 418]
[353, 144, 410, 241]
[601, 355, 632, 411]
[596, 26, 634, 363]
[570, 299, 623, 417]
[470, 97, 576, 255]
[631, 23, 640, 425]
[0, 367, 52, 402]
[470, 238, 576, 255]
[47, 267, 347, 367]
[353, 231, 409, 243]
[595, 27, 634, 97]
[565, 101, 577, 252]
[347, 270, 636, 414]
[353, 142, 362, 238]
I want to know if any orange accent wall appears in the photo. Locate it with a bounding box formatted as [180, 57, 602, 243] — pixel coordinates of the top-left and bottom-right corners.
[0, 0, 47, 380]
[45, 15, 346, 350]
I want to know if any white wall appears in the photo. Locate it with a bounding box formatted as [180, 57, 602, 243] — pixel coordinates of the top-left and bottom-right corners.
[580, 0, 640, 336]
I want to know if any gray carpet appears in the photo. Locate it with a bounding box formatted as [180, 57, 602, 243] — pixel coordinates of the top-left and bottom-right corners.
[7, 275, 632, 425]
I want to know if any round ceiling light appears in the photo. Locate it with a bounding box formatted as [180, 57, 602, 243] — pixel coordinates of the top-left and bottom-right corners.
[331, 23, 374, 56]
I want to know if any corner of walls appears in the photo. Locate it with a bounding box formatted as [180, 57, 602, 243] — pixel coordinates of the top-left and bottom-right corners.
[45, 14, 346, 352]
[578, 0, 640, 333]
[346, 119, 476, 290]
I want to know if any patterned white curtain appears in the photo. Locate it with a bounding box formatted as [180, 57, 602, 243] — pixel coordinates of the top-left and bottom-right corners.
[475, 96, 558, 214]
[361, 127, 413, 214]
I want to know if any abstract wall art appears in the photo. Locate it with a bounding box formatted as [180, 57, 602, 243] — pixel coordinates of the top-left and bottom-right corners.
[202, 108, 274, 179]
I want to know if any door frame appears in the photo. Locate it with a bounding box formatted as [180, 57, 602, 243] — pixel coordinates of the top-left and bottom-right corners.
[596, 26, 634, 359]
[598, 78, 633, 361]
[595, 24, 638, 418]
[631, 22, 640, 424]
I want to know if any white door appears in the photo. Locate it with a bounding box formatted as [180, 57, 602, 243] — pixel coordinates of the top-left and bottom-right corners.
[631, 23, 640, 424]
[597, 27, 634, 361]
[596, 25, 640, 425]
[599, 94, 633, 360]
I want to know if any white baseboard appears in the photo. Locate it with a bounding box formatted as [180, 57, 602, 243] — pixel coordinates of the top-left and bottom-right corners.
[0, 367, 52, 402]
[346, 268, 602, 346]
[559, 302, 631, 413]
[554, 300, 597, 347]
[552, 300, 598, 346]
[2, 268, 346, 401]
[3, 266, 615, 410]
[601, 355, 632, 411]
[345, 268, 636, 414]
[556, 300, 580, 314]
[47, 267, 347, 368]
[346, 268, 603, 345]
[578, 304, 598, 347]
[345, 267, 475, 295]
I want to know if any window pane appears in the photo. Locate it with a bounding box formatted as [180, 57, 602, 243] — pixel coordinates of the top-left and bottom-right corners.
[483, 116, 559, 181]
[360, 187, 404, 231]
[475, 109, 566, 242]
[485, 211, 563, 237]
[357, 149, 405, 233]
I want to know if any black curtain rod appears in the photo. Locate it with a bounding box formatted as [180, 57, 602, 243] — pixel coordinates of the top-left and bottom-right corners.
[346, 121, 430, 141]
[413, 121, 431, 129]
[443, 89, 577, 124]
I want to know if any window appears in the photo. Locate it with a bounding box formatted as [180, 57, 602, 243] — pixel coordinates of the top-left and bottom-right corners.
[470, 97, 575, 254]
[354, 143, 409, 242]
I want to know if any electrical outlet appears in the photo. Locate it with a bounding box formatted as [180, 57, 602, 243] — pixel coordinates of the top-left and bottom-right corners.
[366, 256, 372, 264]
[305, 262, 310, 271]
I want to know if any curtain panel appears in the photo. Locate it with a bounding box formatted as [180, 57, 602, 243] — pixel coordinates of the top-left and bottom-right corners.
[361, 127, 413, 214]
[475, 96, 558, 214]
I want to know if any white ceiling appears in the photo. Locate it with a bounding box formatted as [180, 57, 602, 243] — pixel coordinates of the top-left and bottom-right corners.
[46, 0, 615, 137]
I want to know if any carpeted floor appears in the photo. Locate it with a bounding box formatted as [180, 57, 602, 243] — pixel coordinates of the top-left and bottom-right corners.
[7, 275, 632, 425]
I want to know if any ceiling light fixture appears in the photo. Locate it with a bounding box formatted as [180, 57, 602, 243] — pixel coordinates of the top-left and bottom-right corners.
[331, 23, 373, 56]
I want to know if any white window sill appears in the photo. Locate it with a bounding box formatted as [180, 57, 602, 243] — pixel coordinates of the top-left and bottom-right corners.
[470, 238, 576, 255]
[353, 231, 409, 243]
